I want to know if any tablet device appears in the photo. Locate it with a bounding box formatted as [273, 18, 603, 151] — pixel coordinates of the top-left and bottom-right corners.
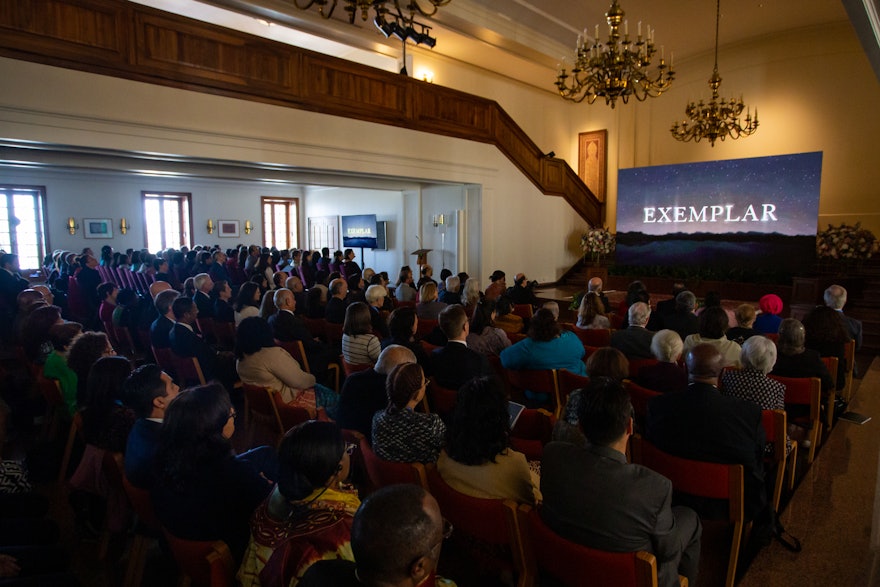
[508, 401, 526, 429]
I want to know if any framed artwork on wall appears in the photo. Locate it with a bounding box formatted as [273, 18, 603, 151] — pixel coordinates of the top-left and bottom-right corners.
[84, 218, 113, 239]
[218, 220, 240, 238]
[578, 129, 607, 202]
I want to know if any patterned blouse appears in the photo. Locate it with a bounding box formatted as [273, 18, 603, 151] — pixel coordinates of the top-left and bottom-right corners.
[721, 368, 785, 410]
[372, 408, 446, 463]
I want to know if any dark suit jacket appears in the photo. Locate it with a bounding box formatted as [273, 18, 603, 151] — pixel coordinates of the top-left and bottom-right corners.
[839, 311, 863, 350]
[610, 326, 656, 359]
[193, 291, 215, 318]
[150, 315, 175, 349]
[169, 322, 217, 379]
[636, 361, 688, 394]
[771, 348, 834, 393]
[336, 369, 387, 437]
[269, 310, 330, 374]
[541, 442, 692, 587]
[214, 299, 235, 323]
[369, 305, 390, 338]
[646, 382, 766, 521]
[438, 289, 461, 305]
[124, 418, 162, 489]
[0, 268, 29, 313]
[325, 297, 348, 324]
[430, 342, 491, 390]
[76, 266, 102, 309]
[659, 311, 699, 341]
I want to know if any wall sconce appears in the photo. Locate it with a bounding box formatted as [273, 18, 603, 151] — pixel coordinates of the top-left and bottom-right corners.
[66, 217, 78, 235]
[244, 220, 253, 234]
[432, 214, 445, 227]
[415, 67, 435, 83]
[206, 219, 215, 235]
[119, 217, 128, 235]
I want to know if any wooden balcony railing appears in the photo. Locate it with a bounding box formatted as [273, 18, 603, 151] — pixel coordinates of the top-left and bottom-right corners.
[0, 0, 602, 225]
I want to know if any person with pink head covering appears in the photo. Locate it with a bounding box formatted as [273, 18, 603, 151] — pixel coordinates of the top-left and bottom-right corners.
[753, 293, 783, 334]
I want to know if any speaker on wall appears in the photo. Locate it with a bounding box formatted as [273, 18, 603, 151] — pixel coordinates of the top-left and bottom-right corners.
[375, 220, 388, 251]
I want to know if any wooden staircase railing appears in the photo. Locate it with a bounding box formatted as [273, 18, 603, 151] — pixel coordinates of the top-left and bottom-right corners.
[0, 0, 602, 226]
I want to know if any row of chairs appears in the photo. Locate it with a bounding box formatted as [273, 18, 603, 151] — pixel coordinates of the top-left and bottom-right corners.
[96, 265, 157, 296]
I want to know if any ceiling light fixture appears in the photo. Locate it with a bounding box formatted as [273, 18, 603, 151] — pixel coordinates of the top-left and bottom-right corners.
[670, 0, 758, 146]
[555, 0, 674, 108]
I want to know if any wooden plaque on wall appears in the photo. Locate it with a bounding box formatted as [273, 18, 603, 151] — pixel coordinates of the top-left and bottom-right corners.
[578, 130, 607, 202]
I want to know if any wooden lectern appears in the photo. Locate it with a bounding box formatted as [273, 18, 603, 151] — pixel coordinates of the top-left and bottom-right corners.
[411, 249, 432, 268]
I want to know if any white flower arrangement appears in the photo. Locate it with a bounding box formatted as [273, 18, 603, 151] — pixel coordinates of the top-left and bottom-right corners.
[816, 222, 879, 260]
[580, 226, 615, 263]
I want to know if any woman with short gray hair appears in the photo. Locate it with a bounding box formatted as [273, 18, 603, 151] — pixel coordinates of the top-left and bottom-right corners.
[635, 330, 687, 393]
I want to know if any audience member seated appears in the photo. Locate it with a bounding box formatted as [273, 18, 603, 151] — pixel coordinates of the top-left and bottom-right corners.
[365, 285, 391, 339]
[465, 299, 511, 356]
[152, 384, 275, 563]
[0, 254, 31, 335]
[484, 270, 506, 302]
[372, 363, 445, 463]
[657, 290, 700, 341]
[97, 282, 118, 325]
[587, 276, 612, 314]
[754, 293, 784, 334]
[618, 280, 650, 329]
[379, 307, 430, 374]
[22, 305, 63, 364]
[259, 290, 278, 321]
[493, 296, 525, 335]
[542, 377, 702, 587]
[501, 307, 586, 380]
[647, 281, 687, 331]
[170, 297, 236, 388]
[726, 303, 761, 344]
[337, 345, 417, 437]
[342, 302, 381, 366]
[236, 317, 337, 418]
[42, 322, 84, 417]
[76, 254, 102, 318]
[437, 269, 452, 295]
[695, 290, 736, 328]
[234, 282, 262, 326]
[193, 273, 215, 318]
[507, 273, 539, 307]
[610, 302, 655, 359]
[416, 282, 446, 321]
[329, 250, 343, 275]
[825, 284, 862, 350]
[460, 278, 481, 317]
[771, 318, 834, 395]
[209, 250, 231, 284]
[575, 291, 611, 330]
[430, 305, 492, 390]
[647, 344, 767, 522]
[67, 331, 115, 408]
[270, 288, 334, 378]
[721, 336, 785, 411]
[325, 278, 349, 324]
[307, 285, 328, 319]
[299, 485, 451, 587]
[283, 275, 308, 314]
[438, 275, 460, 305]
[393, 267, 417, 302]
[341, 249, 361, 281]
[437, 376, 540, 504]
[150, 289, 179, 349]
[212, 280, 235, 322]
[346, 274, 366, 305]
[123, 364, 180, 489]
[802, 305, 849, 391]
[636, 330, 687, 394]
[415, 264, 436, 291]
[80, 356, 136, 454]
[682, 306, 742, 368]
[238, 421, 359, 587]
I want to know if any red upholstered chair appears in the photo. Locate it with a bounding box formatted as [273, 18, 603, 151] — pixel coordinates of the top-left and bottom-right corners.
[516, 504, 666, 587]
[324, 321, 344, 348]
[425, 467, 527, 587]
[627, 358, 660, 378]
[572, 327, 612, 348]
[764, 332, 779, 343]
[162, 529, 236, 587]
[761, 409, 797, 510]
[505, 368, 560, 413]
[427, 380, 458, 420]
[416, 318, 439, 339]
[622, 380, 661, 433]
[359, 437, 428, 491]
[342, 356, 373, 377]
[121, 468, 162, 587]
[768, 374, 822, 463]
[67, 276, 90, 322]
[58, 411, 84, 484]
[170, 354, 207, 387]
[556, 370, 591, 420]
[242, 383, 310, 447]
[276, 338, 340, 392]
[506, 332, 528, 345]
[509, 408, 555, 461]
[630, 436, 743, 587]
[272, 390, 312, 431]
[302, 317, 325, 339]
[151, 346, 176, 378]
[196, 317, 216, 343]
[512, 304, 533, 320]
[212, 321, 236, 351]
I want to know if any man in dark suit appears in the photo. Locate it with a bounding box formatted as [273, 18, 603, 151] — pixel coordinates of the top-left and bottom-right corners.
[75, 254, 102, 317]
[325, 278, 349, 324]
[0, 254, 30, 339]
[610, 302, 655, 359]
[212, 280, 235, 323]
[270, 288, 332, 376]
[648, 281, 687, 330]
[656, 291, 699, 341]
[284, 275, 308, 315]
[150, 289, 179, 348]
[647, 343, 767, 521]
[192, 273, 215, 318]
[825, 284, 863, 350]
[542, 377, 701, 587]
[365, 284, 391, 339]
[169, 296, 219, 380]
[122, 364, 180, 488]
[587, 276, 611, 314]
[430, 305, 491, 390]
[337, 345, 417, 437]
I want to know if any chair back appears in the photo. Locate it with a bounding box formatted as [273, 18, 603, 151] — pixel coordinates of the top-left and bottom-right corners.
[630, 436, 743, 587]
[506, 332, 528, 345]
[842, 339, 856, 403]
[170, 354, 207, 386]
[212, 321, 236, 350]
[820, 356, 839, 430]
[359, 438, 428, 490]
[59, 411, 84, 483]
[152, 346, 176, 377]
[302, 317, 326, 339]
[555, 370, 590, 419]
[512, 304, 533, 320]
[271, 389, 312, 431]
[627, 358, 660, 378]
[242, 383, 284, 445]
[427, 380, 458, 420]
[67, 276, 90, 321]
[103, 320, 121, 350]
[505, 369, 559, 412]
[768, 374, 822, 463]
[764, 332, 779, 343]
[342, 357, 373, 377]
[761, 409, 788, 511]
[113, 325, 138, 358]
[196, 317, 216, 342]
[572, 327, 612, 348]
[162, 529, 235, 587]
[324, 321, 344, 347]
[121, 471, 161, 532]
[416, 318, 439, 339]
[276, 339, 311, 373]
[622, 380, 661, 433]
[509, 408, 555, 461]
[517, 504, 659, 587]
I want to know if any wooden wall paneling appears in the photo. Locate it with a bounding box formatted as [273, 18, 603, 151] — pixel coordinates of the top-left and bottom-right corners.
[412, 84, 494, 141]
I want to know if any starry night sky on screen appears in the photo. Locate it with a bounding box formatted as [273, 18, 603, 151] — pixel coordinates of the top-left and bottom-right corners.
[616, 152, 822, 236]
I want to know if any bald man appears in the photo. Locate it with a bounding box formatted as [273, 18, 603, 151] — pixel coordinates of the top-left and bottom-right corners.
[646, 343, 767, 521]
[587, 276, 611, 313]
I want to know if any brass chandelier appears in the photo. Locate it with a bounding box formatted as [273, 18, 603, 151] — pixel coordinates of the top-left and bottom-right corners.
[555, 0, 674, 108]
[670, 0, 758, 146]
[289, 0, 451, 47]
